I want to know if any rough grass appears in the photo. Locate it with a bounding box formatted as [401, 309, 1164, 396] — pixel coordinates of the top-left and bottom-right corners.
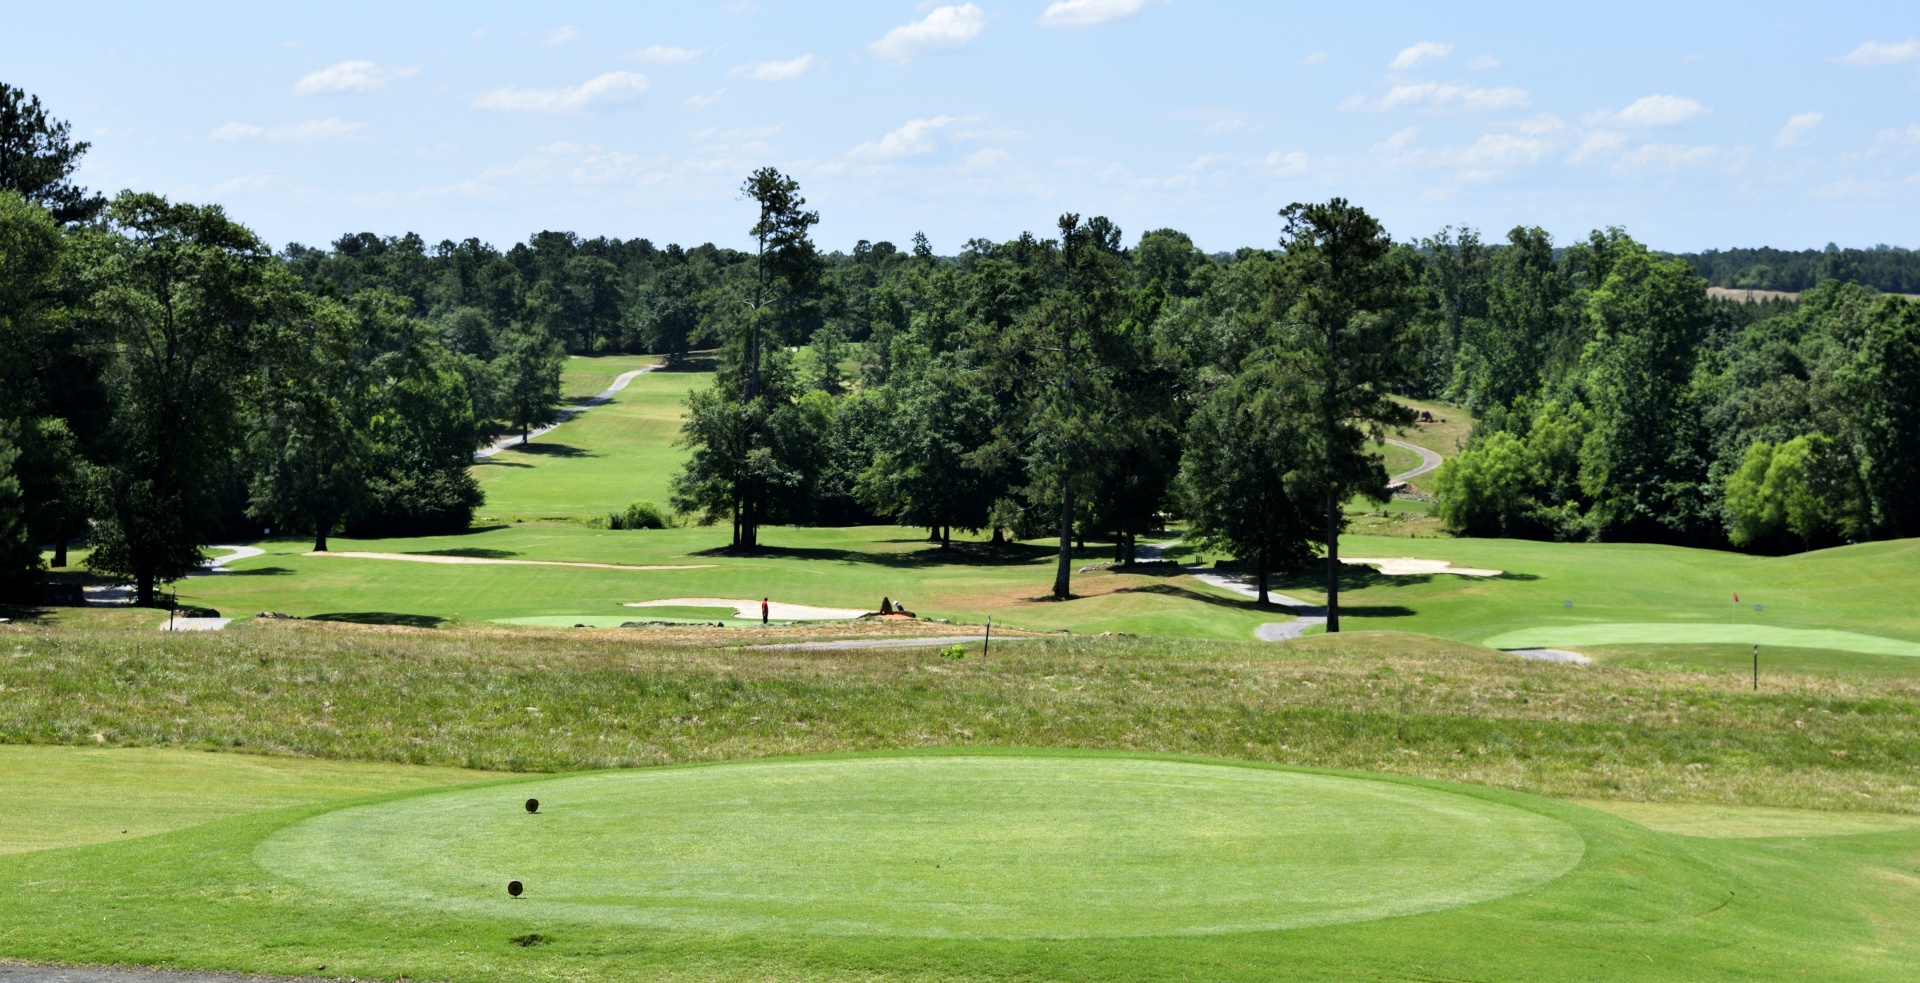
[3, 620, 1915, 813]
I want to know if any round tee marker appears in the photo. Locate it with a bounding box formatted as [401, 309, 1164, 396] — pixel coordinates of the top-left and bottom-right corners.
[508, 879, 524, 897]
[525, 798, 539, 814]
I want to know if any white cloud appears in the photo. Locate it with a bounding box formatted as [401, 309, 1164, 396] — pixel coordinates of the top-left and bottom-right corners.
[964, 148, 1010, 171]
[1376, 127, 1419, 152]
[1260, 150, 1309, 176]
[1517, 113, 1565, 135]
[1776, 112, 1822, 148]
[1838, 39, 1919, 66]
[1349, 81, 1529, 113]
[1613, 143, 1719, 173]
[472, 72, 649, 114]
[685, 88, 727, 110]
[1203, 118, 1248, 136]
[1877, 124, 1920, 146]
[210, 119, 368, 143]
[1457, 132, 1550, 170]
[870, 4, 986, 64]
[1039, 0, 1146, 28]
[849, 116, 958, 159]
[1466, 54, 1500, 70]
[292, 60, 420, 95]
[1302, 52, 1327, 66]
[1567, 128, 1628, 163]
[733, 55, 812, 81]
[629, 44, 707, 64]
[1389, 41, 1453, 71]
[1603, 94, 1708, 127]
[543, 25, 579, 46]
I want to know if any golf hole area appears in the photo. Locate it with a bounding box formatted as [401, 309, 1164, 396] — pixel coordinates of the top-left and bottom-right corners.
[257, 754, 1585, 938]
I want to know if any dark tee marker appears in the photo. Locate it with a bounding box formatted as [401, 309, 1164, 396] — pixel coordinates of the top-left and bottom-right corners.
[508, 879, 524, 897]
[525, 798, 540, 813]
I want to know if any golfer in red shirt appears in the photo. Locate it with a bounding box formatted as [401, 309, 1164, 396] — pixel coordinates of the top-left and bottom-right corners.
[761, 597, 769, 625]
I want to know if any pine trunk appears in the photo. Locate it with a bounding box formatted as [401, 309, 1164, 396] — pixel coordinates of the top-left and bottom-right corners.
[1324, 489, 1341, 632]
[1052, 489, 1075, 599]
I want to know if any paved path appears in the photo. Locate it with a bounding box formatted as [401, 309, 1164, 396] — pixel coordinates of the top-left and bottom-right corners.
[1383, 437, 1443, 482]
[1137, 542, 1327, 641]
[85, 545, 266, 613]
[475, 364, 656, 460]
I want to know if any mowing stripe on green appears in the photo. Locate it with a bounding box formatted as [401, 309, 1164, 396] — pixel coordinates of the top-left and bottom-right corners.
[257, 753, 1584, 939]
[1482, 623, 1920, 656]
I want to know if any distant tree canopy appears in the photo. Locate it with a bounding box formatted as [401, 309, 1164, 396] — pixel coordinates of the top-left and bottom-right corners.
[0, 83, 107, 224]
[1674, 244, 1920, 295]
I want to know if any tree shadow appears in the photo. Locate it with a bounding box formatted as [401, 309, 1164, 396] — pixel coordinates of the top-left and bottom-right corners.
[474, 459, 535, 469]
[1262, 564, 1434, 592]
[498, 442, 592, 458]
[307, 612, 447, 628]
[412, 548, 520, 559]
[658, 355, 718, 373]
[1494, 571, 1541, 581]
[225, 566, 294, 576]
[1114, 582, 1300, 612]
[0, 604, 53, 622]
[694, 540, 1059, 568]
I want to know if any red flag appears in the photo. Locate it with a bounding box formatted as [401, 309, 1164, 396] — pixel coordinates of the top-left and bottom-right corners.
[1733, 593, 1739, 603]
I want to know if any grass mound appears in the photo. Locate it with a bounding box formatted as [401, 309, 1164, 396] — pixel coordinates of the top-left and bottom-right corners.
[256, 752, 1584, 937]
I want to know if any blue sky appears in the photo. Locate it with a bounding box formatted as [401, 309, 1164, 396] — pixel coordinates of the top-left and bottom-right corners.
[6, 1, 1919, 254]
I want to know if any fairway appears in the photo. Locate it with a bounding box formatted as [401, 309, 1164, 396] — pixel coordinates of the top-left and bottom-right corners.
[258, 753, 1584, 938]
[1483, 622, 1920, 656]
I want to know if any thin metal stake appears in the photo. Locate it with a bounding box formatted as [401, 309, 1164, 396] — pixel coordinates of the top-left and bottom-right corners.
[1752, 644, 1759, 691]
[984, 615, 991, 657]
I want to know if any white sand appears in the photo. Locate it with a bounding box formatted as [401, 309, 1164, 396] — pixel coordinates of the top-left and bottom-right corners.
[308, 551, 710, 571]
[1343, 557, 1504, 577]
[624, 597, 871, 620]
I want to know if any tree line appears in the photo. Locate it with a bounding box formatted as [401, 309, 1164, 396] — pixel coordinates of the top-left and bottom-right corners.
[1425, 228, 1920, 552]
[6, 81, 1918, 626]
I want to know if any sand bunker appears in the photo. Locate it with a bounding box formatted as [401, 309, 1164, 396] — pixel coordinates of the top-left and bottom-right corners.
[308, 551, 710, 571]
[624, 597, 871, 620]
[1343, 557, 1503, 577]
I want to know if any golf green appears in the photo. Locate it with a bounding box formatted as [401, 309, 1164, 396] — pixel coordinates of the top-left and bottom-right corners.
[257, 754, 1584, 938]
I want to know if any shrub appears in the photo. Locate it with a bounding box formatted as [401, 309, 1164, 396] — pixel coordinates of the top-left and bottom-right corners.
[608, 501, 670, 530]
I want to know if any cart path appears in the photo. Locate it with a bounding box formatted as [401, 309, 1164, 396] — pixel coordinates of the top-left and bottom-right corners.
[474, 363, 657, 460]
[1384, 437, 1444, 482]
[1135, 542, 1327, 641]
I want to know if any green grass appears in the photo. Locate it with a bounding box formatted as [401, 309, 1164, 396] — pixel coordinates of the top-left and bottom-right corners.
[1, 622, 1918, 979]
[474, 360, 709, 521]
[2, 746, 1918, 980]
[0, 745, 479, 854]
[1485, 623, 1920, 656]
[170, 524, 1288, 639]
[257, 751, 1584, 938]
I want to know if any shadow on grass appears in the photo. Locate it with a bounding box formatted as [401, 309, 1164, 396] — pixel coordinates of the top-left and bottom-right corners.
[657, 354, 718, 373]
[1495, 571, 1542, 581]
[474, 459, 534, 469]
[412, 548, 520, 559]
[225, 566, 294, 576]
[693, 540, 1059, 568]
[0, 604, 53, 622]
[1113, 582, 1300, 612]
[499, 442, 593, 458]
[1260, 564, 1433, 592]
[307, 612, 447, 628]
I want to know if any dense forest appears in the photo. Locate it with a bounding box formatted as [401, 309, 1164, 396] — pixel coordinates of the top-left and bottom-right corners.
[1675, 244, 1920, 294]
[4, 82, 1919, 624]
